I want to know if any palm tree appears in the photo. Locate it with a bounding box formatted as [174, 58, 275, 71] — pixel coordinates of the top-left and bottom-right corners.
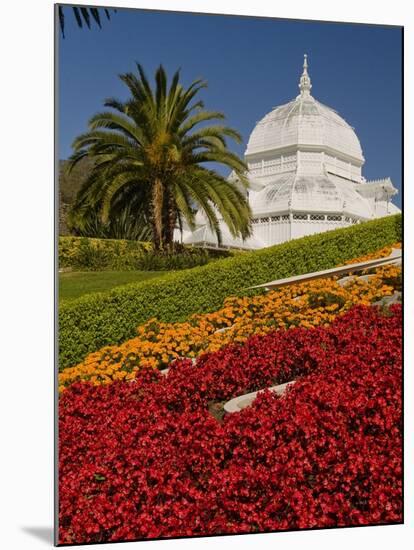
[68, 64, 252, 250]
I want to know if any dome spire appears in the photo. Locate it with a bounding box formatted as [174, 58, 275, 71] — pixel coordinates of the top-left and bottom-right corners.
[299, 53, 312, 97]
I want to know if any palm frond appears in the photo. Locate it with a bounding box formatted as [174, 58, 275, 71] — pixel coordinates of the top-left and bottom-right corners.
[58, 6, 116, 38]
[178, 111, 225, 136]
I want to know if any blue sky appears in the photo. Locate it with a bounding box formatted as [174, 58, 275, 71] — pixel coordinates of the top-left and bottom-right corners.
[58, 6, 402, 206]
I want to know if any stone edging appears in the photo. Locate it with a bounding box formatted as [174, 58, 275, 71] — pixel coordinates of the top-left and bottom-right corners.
[223, 380, 296, 414]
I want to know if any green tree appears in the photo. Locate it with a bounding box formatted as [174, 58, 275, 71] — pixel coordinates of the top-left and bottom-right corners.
[68, 64, 252, 250]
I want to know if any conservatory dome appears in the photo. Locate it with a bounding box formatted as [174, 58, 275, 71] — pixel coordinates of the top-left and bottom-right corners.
[246, 96, 364, 164]
[175, 54, 400, 250]
[245, 57, 364, 165]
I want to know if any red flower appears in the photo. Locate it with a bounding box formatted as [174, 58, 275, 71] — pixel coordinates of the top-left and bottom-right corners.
[59, 305, 402, 544]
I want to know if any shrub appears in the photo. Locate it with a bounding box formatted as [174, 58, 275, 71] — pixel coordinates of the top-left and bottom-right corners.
[132, 247, 220, 271]
[58, 305, 402, 544]
[59, 236, 228, 271]
[59, 237, 151, 270]
[59, 214, 401, 368]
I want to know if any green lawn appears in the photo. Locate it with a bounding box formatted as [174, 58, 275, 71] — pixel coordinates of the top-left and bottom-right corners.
[59, 270, 166, 302]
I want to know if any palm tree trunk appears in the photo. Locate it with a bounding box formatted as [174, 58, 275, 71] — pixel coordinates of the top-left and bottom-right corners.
[151, 178, 164, 250]
[163, 188, 177, 251]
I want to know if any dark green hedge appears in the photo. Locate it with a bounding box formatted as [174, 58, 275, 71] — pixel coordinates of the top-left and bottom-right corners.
[59, 214, 402, 369]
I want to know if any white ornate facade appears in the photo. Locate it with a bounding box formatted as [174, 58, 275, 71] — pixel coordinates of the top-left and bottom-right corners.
[177, 55, 400, 250]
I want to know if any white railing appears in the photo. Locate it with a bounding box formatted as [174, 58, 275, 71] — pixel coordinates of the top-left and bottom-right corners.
[248, 248, 401, 291]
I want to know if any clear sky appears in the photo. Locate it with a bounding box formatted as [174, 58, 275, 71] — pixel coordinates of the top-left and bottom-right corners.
[57, 6, 402, 206]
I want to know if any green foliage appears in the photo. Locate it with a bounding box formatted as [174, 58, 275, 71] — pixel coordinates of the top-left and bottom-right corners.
[59, 158, 151, 240]
[134, 248, 212, 270]
[68, 202, 152, 241]
[59, 237, 229, 271]
[59, 214, 402, 369]
[59, 237, 151, 271]
[59, 157, 95, 205]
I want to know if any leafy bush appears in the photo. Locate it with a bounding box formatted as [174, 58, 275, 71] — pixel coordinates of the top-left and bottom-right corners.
[134, 247, 219, 270]
[58, 305, 402, 544]
[59, 237, 151, 270]
[59, 236, 227, 271]
[59, 214, 402, 368]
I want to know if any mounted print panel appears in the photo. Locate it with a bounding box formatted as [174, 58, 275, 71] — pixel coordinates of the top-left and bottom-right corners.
[56, 4, 403, 545]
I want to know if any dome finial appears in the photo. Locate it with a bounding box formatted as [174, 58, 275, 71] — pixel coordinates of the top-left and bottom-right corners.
[299, 53, 312, 97]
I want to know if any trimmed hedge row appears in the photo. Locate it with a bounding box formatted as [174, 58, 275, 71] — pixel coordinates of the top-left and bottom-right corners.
[59, 214, 402, 369]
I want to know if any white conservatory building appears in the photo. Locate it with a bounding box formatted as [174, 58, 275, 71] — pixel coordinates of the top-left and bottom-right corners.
[176, 55, 400, 250]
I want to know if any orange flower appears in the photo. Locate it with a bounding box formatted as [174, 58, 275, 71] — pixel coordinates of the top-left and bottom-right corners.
[59, 243, 401, 391]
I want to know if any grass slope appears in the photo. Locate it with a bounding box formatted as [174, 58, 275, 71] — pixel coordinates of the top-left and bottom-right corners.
[59, 271, 166, 302]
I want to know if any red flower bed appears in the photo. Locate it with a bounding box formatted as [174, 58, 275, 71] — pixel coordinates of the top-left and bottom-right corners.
[59, 305, 402, 544]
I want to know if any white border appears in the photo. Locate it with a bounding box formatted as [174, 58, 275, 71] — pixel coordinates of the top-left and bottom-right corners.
[1, 1, 411, 548]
